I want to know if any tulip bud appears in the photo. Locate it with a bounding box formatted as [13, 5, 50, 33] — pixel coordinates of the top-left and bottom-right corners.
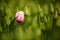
[15, 11, 24, 23]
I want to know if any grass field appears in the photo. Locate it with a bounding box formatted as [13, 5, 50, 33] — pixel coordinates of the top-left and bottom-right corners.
[0, 0, 60, 40]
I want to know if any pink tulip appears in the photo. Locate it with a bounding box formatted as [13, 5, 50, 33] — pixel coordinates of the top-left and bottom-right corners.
[15, 11, 24, 23]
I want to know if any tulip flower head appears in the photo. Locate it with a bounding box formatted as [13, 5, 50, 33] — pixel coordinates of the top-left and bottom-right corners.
[15, 11, 24, 23]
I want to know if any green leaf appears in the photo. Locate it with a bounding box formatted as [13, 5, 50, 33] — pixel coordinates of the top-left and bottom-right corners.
[0, 26, 2, 32]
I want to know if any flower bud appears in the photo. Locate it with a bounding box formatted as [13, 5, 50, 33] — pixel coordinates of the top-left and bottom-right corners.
[15, 11, 24, 23]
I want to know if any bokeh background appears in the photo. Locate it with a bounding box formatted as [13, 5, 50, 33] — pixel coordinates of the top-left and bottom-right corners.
[0, 0, 60, 40]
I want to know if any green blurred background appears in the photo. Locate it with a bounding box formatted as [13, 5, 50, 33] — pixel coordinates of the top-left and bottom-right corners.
[0, 0, 60, 40]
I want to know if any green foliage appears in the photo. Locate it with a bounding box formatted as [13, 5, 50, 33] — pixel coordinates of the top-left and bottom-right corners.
[0, 0, 60, 40]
